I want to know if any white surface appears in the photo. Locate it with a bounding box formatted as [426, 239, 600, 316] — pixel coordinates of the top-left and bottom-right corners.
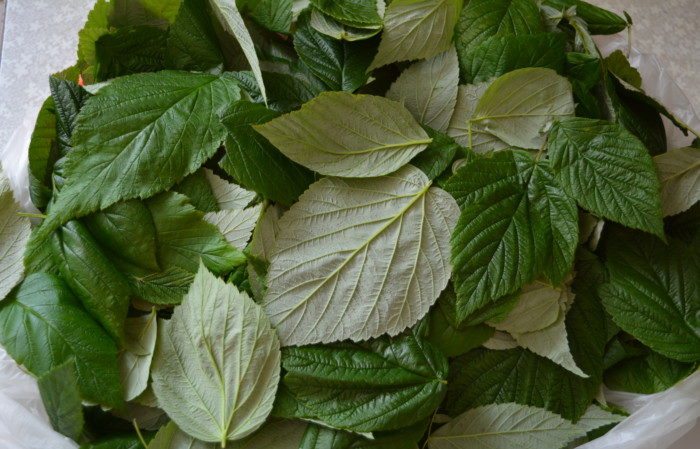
[0, 1, 698, 449]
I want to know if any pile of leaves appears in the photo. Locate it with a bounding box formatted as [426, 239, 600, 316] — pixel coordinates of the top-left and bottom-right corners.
[0, 0, 698, 448]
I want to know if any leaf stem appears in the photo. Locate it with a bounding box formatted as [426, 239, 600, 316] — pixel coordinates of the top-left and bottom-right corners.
[17, 212, 47, 219]
[133, 420, 148, 448]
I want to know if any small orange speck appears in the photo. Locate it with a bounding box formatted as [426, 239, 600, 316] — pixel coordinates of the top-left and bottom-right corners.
[78, 74, 85, 86]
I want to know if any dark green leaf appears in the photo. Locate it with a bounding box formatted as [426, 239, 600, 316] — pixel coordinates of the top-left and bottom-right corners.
[543, 0, 628, 34]
[605, 50, 642, 89]
[49, 76, 92, 159]
[547, 117, 664, 237]
[95, 25, 168, 80]
[51, 220, 132, 342]
[455, 0, 543, 62]
[0, 273, 122, 407]
[229, 70, 320, 112]
[38, 359, 84, 441]
[300, 425, 355, 449]
[239, 0, 292, 33]
[220, 101, 314, 205]
[80, 434, 148, 449]
[281, 333, 448, 432]
[565, 52, 602, 90]
[445, 347, 598, 421]
[83, 200, 161, 272]
[167, 0, 224, 71]
[172, 169, 220, 213]
[445, 151, 578, 320]
[604, 349, 696, 394]
[460, 33, 566, 84]
[427, 305, 494, 358]
[599, 231, 700, 362]
[27, 97, 58, 210]
[310, 0, 383, 28]
[295, 11, 376, 92]
[38, 71, 240, 243]
[410, 127, 460, 180]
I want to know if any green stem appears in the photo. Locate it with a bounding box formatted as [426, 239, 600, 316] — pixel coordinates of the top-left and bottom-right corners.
[18, 212, 47, 219]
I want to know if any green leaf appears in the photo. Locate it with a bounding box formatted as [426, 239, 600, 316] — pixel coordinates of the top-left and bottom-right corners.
[299, 425, 355, 449]
[229, 71, 319, 113]
[369, 0, 463, 69]
[459, 33, 567, 84]
[51, 220, 131, 342]
[83, 435, 151, 449]
[605, 350, 696, 394]
[38, 360, 84, 441]
[0, 173, 31, 302]
[239, 0, 292, 33]
[209, 0, 267, 103]
[141, 0, 184, 23]
[264, 165, 458, 345]
[428, 403, 590, 449]
[386, 48, 459, 133]
[254, 92, 431, 177]
[0, 273, 122, 407]
[151, 264, 281, 445]
[39, 71, 240, 242]
[310, 0, 383, 28]
[468, 68, 574, 150]
[309, 8, 380, 41]
[455, 0, 544, 60]
[95, 25, 168, 80]
[27, 97, 58, 210]
[445, 348, 598, 421]
[173, 169, 220, 213]
[167, 0, 225, 71]
[49, 76, 92, 161]
[543, 0, 628, 35]
[605, 50, 642, 89]
[148, 422, 215, 448]
[409, 127, 461, 180]
[83, 200, 160, 272]
[226, 419, 307, 449]
[609, 81, 667, 156]
[294, 11, 376, 92]
[491, 280, 565, 334]
[281, 332, 448, 432]
[599, 231, 700, 363]
[444, 151, 578, 320]
[427, 305, 494, 358]
[547, 117, 665, 237]
[655, 147, 700, 217]
[220, 101, 314, 205]
[119, 310, 158, 401]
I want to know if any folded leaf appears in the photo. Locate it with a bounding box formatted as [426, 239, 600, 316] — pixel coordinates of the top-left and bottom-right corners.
[370, 0, 463, 69]
[151, 264, 281, 444]
[119, 311, 158, 401]
[39, 71, 240, 241]
[547, 117, 664, 237]
[428, 403, 590, 449]
[282, 332, 448, 432]
[445, 151, 578, 320]
[265, 165, 458, 345]
[543, 0, 628, 35]
[309, 9, 380, 41]
[0, 173, 31, 302]
[27, 97, 58, 210]
[386, 48, 459, 133]
[599, 232, 700, 363]
[0, 273, 122, 407]
[38, 360, 84, 441]
[310, 0, 383, 28]
[254, 92, 432, 177]
[148, 421, 215, 448]
[655, 147, 700, 216]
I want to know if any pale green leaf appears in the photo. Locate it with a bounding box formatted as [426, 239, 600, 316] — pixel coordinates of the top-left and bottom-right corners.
[204, 204, 262, 251]
[490, 280, 564, 334]
[247, 204, 285, 301]
[446, 81, 502, 153]
[148, 421, 215, 449]
[370, 0, 463, 69]
[265, 165, 459, 346]
[253, 92, 432, 177]
[203, 169, 255, 211]
[469, 68, 574, 150]
[37, 71, 240, 241]
[0, 172, 30, 301]
[387, 48, 459, 133]
[209, 0, 267, 103]
[229, 419, 308, 448]
[119, 310, 158, 401]
[654, 147, 700, 217]
[151, 264, 281, 444]
[482, 331, 518, 350]
[547, 117, 664, 237]
[428, 403, 588, 449]
[577, 405, 625, 432]
[309, 9, 380, 41]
